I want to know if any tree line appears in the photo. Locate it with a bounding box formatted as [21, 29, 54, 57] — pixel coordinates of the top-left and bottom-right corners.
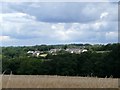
[2, 43, 120, 78]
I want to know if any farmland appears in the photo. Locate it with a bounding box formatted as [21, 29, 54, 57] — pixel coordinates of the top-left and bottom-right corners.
[2, 75, 119, 88]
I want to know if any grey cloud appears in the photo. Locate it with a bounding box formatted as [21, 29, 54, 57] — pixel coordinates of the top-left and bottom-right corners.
[5, 2, 116, 23]
[1, 2, 118, 46]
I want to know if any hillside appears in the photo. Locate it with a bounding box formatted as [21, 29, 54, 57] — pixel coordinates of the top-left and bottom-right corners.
[2, 43, 120, 78]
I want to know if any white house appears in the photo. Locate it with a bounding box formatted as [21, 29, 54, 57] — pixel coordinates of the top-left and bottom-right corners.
[82, 49, 88, 52]
[65, 48, 88, 54]
[27, 50, 42, 57]
[65, 48, 82, 54]
[49, 49, 61, 53]
[27, 51, 34, 54]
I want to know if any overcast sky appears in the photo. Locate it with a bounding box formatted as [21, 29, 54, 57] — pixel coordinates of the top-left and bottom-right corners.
[0, 1, 118, 46]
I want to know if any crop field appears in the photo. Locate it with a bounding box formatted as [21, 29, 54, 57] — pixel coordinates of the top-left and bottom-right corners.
[1, 75, 119, 88]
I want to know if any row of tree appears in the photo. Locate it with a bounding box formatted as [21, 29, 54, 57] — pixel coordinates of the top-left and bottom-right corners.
[2, 43, 120, 78]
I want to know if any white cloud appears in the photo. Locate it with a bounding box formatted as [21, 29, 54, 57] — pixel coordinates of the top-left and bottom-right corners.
[1, 2, 118, 46]
[0, 13, 36, 22]
[92, 21, 107, 30]
[1, 12, 39, 39]
[106, 32, 118, 40]
[51, 25, 57, 29]
[1, 12, 118, 45]
[0, 36, 10, 41]
[100, 12, 109, 19]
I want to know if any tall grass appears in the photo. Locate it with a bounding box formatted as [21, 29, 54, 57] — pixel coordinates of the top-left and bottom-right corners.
[2, 75, 118, 88]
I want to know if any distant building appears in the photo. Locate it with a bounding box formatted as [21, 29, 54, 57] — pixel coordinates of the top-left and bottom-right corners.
[27, 50, 43, 57]
[82, 49, 88, 52]
[27, 51, 34, 54]
[65, 48, 88, 54]
[27, 48, 88, 57]
[65, 48, 82, 54]
[49, 49, 61, 54]
[40, 54, 48, 58]
[33, 51, 40, 57]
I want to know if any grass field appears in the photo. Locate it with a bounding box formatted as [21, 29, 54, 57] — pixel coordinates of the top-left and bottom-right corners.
[1, 75, 119, 88]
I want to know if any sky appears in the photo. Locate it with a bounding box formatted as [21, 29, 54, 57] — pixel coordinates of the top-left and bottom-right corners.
[0, 1, 119, 46]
